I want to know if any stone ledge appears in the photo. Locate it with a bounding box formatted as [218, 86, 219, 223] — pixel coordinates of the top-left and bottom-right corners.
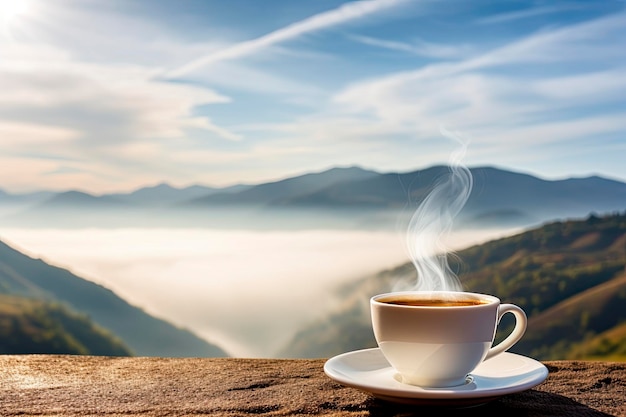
[0, 355, 624, 416]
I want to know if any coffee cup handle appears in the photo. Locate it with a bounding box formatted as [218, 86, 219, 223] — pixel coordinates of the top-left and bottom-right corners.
[484, 304, 527, 360]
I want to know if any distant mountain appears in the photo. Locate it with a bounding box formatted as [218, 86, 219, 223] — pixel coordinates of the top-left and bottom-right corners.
[3, 191, 136, 227]
[270, 165, 445, 209]
[278, 213, 626, 361]
[0, 183, 251, 210]
[2, 165, 625, 230]
[0, 189, 52, 204]
[0, 239, 228, 357]
[0, 293, 132, 355]
[110, 183, 214, 205]
[38, 191, 129, 209]
[0, 182, 253, 227]
[270, 166, 626, 222]
[0, 190, 53, 218]
[187, 166, 380, 206]
[109, 182, 251, 205]
[181, 165, 626, 229]
[463, 168, 626, 223]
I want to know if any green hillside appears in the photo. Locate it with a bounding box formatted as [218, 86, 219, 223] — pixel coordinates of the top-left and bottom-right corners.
[568, 321, 626, 361]
[517, 273, 626, 361]
[0, 239, 228, 357]
[0, 293, 131, 355]
[278, 212, 626, 360]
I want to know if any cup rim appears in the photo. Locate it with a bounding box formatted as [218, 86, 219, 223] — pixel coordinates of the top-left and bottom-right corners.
[371, 290, 499, 308]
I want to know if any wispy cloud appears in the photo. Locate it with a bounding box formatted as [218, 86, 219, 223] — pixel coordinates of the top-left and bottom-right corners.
[0, 59, 241, 171]
[166, 0, 411, 78]
[243, 10, 626, 177]
[0, 120, 79, 147]
[331, 12, 626, 130]
[476, 4, 589, 25]
[0, 18, 244, 190]
[349, 34, 474, 59]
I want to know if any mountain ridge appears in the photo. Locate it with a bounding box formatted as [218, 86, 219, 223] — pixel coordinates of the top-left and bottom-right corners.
[2, 165, 625, 230]
[186, 166, 379, 206]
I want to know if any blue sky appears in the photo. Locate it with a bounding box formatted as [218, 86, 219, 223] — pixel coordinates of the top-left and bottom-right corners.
[1, 0, 625, 193]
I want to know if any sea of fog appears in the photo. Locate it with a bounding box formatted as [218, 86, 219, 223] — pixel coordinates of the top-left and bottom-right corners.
[0, 227, 518, 357]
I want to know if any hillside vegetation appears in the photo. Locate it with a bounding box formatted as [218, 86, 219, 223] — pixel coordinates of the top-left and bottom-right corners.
[458, 212, 626, 360]
[0, 294, 131, 355]
[279, 212, 626, 361]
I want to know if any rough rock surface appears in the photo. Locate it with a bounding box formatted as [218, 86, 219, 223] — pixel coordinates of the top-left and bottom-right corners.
[0, 355, 624, 416]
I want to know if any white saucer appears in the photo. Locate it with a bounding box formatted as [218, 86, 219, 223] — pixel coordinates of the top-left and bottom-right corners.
[324, 348, 548, 407]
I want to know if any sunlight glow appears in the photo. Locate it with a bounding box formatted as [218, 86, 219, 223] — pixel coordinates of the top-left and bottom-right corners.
[0, 0, 31, 25]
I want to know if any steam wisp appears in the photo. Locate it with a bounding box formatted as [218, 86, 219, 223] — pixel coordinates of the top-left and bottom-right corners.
[404, 128, 473, 291]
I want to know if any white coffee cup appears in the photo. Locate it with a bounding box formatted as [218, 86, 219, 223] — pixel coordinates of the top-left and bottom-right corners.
[370, 290, 527, 388]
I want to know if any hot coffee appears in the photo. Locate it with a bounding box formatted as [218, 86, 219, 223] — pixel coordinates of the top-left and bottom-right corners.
[371, 291, 527, 387]
[378, 295, 489, 307]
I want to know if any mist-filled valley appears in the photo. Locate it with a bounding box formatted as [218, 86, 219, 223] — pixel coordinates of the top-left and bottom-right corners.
[0, 226, 515, 357]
